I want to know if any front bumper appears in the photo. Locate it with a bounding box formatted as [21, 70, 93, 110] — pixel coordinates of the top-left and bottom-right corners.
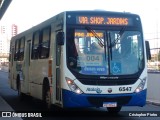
[62, 89, 147, 108]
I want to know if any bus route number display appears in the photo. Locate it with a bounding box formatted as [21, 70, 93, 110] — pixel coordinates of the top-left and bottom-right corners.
[76, 16, 132, 26]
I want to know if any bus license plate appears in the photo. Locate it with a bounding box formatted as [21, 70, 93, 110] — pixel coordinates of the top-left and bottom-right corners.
[103, 102, 117, 107]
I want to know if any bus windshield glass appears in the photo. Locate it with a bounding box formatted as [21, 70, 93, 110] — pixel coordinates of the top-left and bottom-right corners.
[67, 28, 144, 76]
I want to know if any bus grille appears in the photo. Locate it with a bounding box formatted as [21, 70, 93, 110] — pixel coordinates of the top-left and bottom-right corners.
[78, 78, 137, 86]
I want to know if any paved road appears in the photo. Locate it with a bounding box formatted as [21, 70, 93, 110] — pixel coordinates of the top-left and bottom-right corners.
[0, 70, 160, 120]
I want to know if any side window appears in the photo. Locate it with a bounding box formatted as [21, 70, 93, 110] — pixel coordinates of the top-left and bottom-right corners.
[40, 27, 50, 59]
[32, 31, 40, 59]
[14, 39, 19, 61]
[19, 37, 25, 61]
[14, 37, 25, 61]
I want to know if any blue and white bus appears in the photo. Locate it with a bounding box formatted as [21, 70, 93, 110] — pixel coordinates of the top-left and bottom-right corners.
[9, 10, 151, 112]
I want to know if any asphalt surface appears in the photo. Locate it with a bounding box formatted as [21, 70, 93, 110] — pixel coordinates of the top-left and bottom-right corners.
[0, 68, 160, 120]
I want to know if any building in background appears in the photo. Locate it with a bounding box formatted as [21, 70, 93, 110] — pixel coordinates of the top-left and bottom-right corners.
[1, 26, 6, 34]
[0, 24, 18, 63]
[11, 24, 18, 37]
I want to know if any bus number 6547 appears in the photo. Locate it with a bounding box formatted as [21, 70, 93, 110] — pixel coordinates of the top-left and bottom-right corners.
[119, 87, 132, 91]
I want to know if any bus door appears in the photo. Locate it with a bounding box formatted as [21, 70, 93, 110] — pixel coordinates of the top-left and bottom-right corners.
[55, 31, 63, 103]
[23, 40, 31, 94]
[9, 46, 15, 89]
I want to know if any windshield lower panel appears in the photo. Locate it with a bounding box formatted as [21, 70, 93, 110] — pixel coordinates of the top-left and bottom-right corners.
[66, 27, 144, 76]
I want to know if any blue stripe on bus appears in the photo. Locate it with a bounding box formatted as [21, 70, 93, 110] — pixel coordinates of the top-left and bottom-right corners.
[62, 89, 147, 108]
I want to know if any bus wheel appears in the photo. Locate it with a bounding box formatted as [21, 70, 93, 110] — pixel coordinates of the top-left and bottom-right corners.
[43, 87, 51, 109]
[107, 106, 121, 114]
[17, 76, 24, 101]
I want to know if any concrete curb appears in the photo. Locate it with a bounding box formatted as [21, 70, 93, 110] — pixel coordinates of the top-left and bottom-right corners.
[0, 97, 23, 119]
[146, 100, 160, 106]
[0, 96, 14, 111]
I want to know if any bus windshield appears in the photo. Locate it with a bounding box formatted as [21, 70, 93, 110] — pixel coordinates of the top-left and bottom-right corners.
[67, 28, 144, 76]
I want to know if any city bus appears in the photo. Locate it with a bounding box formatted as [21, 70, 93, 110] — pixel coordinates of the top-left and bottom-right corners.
[9, 10, 151, 112]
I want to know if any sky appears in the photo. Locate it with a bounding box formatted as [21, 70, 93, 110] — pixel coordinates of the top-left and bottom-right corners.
[1, 0, 160, 49]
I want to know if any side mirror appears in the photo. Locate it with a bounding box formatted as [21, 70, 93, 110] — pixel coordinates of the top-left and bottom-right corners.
[56, 32, 64, 45]
[145, 41, 151, 60]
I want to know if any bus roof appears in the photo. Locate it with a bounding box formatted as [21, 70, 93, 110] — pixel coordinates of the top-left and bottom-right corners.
[11, 10, 139, 40]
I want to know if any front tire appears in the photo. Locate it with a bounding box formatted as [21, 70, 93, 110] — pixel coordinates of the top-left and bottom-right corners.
[45, 90, 51, 109]
[17, 75, 31, 101]
[17, 75, 25, 101]
[43, 85, 51, 110]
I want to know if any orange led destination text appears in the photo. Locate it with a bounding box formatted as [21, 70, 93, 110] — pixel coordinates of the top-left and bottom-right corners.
[75, 32, 103, 37]
[106, 18, 128, 25]
[78, 16, 129, 25]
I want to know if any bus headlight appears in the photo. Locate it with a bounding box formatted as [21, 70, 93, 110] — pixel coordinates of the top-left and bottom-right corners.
[135, 77, 147, 93]
[65, 77, 83, 94]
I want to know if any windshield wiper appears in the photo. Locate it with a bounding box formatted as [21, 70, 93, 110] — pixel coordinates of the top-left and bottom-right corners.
[110, 27, 126, 48]
[85, 26, 104, 47]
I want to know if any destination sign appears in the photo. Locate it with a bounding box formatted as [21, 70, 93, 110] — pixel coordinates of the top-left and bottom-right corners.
[76, 16, 133, 26]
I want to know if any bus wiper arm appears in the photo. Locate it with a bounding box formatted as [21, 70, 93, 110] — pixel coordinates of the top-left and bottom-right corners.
[107, 32, 112, 60]
[85, 26, 104, 47]
[110, 27, 126, 48]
